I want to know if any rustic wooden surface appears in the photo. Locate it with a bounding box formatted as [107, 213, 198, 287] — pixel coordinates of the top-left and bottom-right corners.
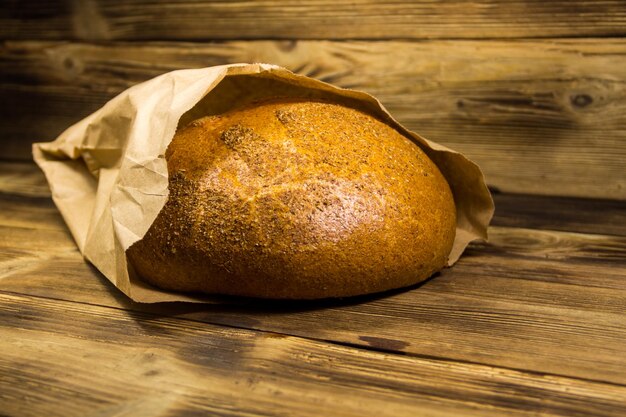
[3, 0, 626, 40]
[2, 39, 625, 199]
[1, 162, 626, 416]
[2, 1, 626, 415]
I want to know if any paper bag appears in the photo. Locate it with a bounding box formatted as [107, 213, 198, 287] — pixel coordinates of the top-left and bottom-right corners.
[33, 63, 494, 303]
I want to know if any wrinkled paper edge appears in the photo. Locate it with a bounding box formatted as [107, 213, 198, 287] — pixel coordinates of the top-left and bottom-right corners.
[33, 63, 494, 303]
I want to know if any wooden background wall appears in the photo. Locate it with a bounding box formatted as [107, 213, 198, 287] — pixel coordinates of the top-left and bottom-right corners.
[1, 1, 625, 200]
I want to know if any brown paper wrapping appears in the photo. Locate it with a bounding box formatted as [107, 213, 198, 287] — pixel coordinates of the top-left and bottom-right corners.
[33, 63, 494, 303]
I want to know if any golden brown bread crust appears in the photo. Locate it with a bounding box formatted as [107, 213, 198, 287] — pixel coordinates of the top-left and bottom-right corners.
[127, 99, 456, 299]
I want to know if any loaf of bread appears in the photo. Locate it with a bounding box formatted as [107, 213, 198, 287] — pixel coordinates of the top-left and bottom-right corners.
[127, 99, 456, 299]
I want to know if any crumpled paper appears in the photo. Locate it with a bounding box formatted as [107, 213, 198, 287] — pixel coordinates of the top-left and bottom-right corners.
[33, 63, 494, 303]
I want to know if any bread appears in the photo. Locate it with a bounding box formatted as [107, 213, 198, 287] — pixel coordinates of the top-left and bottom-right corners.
[127, 99, 456, 299]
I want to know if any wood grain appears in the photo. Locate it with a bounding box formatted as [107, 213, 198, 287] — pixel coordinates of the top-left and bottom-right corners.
[2, 183, 626, 384]
[0, 161, 51, 198]
[3, 293, 626, 417]
[3, 1, 625, 413]
[492, 193, 626, 237]
[0, 162, 66, 232]
[2, 40, 625, 198]
[2, 0, 626, 41]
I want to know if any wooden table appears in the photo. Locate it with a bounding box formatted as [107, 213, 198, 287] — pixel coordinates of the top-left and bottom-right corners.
[1, 160, 625, 416]
[2, 1, 626, 415]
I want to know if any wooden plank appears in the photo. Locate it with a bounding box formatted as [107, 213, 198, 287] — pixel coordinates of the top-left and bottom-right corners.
[2, 201, 626, 385]
[492, 193, 626, 237]
[0, 162, 67, 231]
[2, 0, 626, 41]
[0, 84, 110, 160]
[2, 41, 625, 199]
[3, 293, 626, 417]
[0, 161, 52, 198]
